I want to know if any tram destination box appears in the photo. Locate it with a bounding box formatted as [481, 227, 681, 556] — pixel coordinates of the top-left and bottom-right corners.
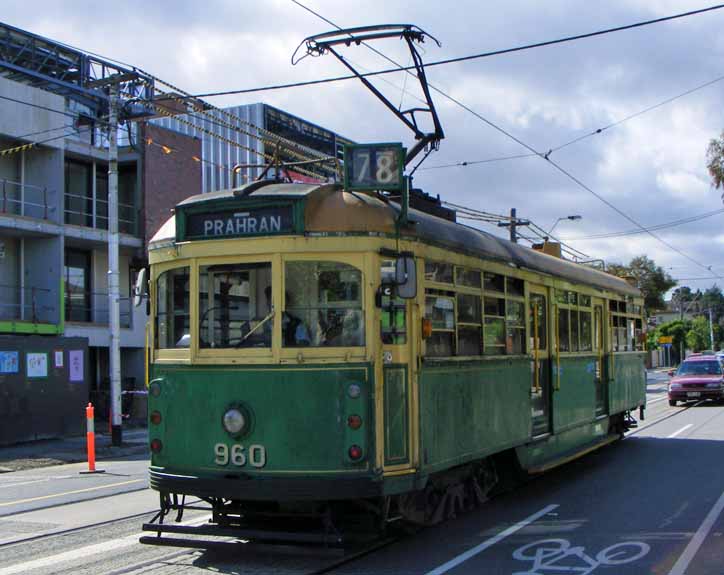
[184, 205, 294, 239]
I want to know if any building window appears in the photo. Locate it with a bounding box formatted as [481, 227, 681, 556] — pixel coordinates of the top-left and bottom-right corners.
[64, 161, 92, 227]
[64, 249, 91, 322]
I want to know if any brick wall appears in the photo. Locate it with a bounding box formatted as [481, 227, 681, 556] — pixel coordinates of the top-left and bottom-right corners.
[142, 124, 201, 243]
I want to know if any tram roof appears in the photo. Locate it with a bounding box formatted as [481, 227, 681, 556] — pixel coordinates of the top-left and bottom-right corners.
[152, 182, 640, 298]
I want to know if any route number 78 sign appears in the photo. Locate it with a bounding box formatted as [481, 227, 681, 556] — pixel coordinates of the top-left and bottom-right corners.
[344, 143, 405, 192]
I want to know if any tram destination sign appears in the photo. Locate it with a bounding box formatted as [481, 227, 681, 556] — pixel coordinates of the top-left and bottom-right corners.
[344, 143, 405, 192]
[185, 205, 294, 239]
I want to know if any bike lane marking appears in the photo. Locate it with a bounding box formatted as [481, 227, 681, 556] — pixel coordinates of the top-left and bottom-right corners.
[667, 488, 724, 575]
[423, 504, 559, 575]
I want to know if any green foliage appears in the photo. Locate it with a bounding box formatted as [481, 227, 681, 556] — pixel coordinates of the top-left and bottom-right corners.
[707, 132, 724, 190]
[607, 255, 676, 312]
[686, 316, 711, 352]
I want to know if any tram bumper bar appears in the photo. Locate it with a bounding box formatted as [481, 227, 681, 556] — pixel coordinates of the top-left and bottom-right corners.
[140, 522, 343, 547]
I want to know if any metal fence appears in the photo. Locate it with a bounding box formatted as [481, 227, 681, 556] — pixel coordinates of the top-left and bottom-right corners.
[65, 290, 132, 327]
[63, 192, 137, 235]
[0, 179, 57, 221]
[0, 283, 55, 323]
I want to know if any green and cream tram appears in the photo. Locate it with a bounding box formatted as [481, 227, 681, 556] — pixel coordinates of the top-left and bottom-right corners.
[143, 180, 646, 543]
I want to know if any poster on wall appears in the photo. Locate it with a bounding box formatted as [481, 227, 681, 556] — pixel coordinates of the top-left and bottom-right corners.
[0, 351, 19, 374]
[54, 351, 64, 368]
[27, 353, 48, 378]
[69, 350, 84, 382]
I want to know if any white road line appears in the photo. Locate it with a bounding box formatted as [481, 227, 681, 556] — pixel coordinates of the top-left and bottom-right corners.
[647, 395, 670, 404]
[0, 514, 210, 575]
[424, 504, 559, 575]
[0, 479, 145, 507]
[667, 424, 693, 438]
[0, 479, 47, 490]
[668, 489, 724, 575]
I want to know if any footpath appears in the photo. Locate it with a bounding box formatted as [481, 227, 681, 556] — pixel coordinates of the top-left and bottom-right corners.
[0, 426, 148, 473]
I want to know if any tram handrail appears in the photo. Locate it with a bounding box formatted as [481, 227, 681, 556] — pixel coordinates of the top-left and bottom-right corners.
[554, 304, 561, 391]
[533, 302, 540, 392]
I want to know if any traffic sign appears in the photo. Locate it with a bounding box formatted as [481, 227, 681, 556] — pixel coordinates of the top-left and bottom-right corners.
[658, 335, 673, 344]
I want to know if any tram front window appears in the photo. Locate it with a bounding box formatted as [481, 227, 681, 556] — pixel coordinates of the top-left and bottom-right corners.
[156, 267, 190, 349]
[284, 261, 364, 347]
[199, 262, 272, 348]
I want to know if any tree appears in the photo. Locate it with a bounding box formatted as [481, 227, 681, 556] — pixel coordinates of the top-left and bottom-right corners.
[706, 132, 724, 191]
[686, 316, 711, 352]
[607, 255, 677, 313]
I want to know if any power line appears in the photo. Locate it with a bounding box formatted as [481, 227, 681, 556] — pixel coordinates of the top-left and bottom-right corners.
[563, 208, 724, 240]
[421, 153, 538, 170]
[419, 71, 724, 171]
[547, 73, 724, 156]
[0, 93, 79, 119]
[191, 3, 724, 98]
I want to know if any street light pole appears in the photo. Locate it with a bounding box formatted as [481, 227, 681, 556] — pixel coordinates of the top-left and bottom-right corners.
[548, 214, 582, 236]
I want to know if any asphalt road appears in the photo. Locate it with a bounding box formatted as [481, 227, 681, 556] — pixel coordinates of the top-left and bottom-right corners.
[1, 370, 723, 574]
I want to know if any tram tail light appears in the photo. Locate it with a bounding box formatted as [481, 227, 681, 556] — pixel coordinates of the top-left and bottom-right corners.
[347, 415, 362, 429]
[348, 445, 363, 460]
[150, 439, 163, 453]
[422, 318, 432, 339]
[150, 411, 162, 425]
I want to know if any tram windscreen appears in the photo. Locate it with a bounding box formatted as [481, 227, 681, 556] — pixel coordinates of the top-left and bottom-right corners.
[199, 262, 272, 348]
[284, 261, 364, 347]
[156, 267, 190, 348]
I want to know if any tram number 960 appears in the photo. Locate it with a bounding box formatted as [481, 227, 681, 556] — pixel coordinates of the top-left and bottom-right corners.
[214, 443, 267, 468]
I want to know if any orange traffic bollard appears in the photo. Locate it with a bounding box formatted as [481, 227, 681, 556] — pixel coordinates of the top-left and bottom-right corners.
[80, 403, 104, 474]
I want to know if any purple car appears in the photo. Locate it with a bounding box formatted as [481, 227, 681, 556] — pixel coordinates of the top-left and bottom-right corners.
[668, 355, 724, 406]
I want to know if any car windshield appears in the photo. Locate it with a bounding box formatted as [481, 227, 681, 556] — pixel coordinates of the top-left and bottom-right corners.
[677, 360, 722, 376]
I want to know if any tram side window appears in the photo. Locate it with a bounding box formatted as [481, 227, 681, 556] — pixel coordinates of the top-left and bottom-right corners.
[555, 290, 593, 353]
[284, 261, 364, 347]
[199, 263, 272, 349]
[425, 293, 455, 357]
[156, 267, 190, 349]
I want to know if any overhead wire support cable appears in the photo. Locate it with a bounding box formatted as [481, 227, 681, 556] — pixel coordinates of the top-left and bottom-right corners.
[192, 3, 724, 99]
[563, 208, 724, 240]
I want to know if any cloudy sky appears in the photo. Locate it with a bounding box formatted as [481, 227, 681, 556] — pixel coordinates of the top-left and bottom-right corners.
[5, 1, 724, 296]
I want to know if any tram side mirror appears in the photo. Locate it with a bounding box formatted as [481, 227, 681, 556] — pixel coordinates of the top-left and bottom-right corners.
[133, 268, 148, 307]
[395, 256, 416, 299]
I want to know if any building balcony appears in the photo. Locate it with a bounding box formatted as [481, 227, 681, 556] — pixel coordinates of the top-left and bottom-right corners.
[0, 283, 59, 333]
[65, 290, 133, 328]
[64, 192, 137, 236]
[0, 179, 58, 223]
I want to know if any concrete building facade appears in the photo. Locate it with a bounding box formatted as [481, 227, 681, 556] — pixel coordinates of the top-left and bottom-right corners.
[0, 75, 201, 440]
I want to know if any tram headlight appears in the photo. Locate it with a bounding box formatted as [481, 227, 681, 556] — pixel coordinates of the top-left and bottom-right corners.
[222, 408, 246, 435]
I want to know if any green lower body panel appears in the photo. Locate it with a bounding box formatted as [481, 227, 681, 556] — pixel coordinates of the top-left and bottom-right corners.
[516, 417, 615, 472]
[419, 358, 530, 475]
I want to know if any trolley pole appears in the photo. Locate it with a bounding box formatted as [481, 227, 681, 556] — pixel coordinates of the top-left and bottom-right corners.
[108, 84, 122, 447]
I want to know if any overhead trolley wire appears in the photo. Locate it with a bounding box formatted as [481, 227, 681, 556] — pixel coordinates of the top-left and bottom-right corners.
[563, 208, 724, 240]
[192, 3, 724, 98]
[420, 71, 724, 171]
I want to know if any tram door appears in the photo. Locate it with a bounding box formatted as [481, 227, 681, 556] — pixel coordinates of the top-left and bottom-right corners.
[378, 258, 416, 470]
[593, 299, 608, 416]
[529, 288, 552, 436]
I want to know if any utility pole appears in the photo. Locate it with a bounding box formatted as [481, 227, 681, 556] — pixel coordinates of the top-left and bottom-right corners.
[108, 83, 122, 447]
[709, 308, 715, 350]
[497, 208, 530, 243]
